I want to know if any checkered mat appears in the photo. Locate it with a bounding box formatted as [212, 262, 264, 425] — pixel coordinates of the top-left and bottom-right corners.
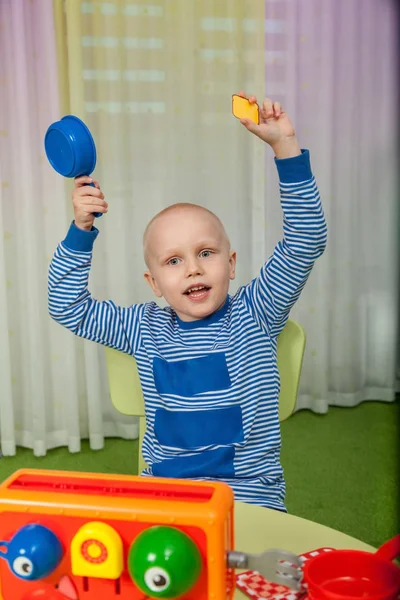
[236, 548, 334, 600]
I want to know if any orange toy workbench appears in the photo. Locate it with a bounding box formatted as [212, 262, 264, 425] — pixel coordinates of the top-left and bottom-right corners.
[0, 469, 235, 599]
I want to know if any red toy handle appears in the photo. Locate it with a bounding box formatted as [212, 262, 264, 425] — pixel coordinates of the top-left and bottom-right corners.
[375, 534, 400, 562]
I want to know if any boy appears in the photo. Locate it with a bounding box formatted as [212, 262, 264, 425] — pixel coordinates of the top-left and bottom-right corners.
[48, 93, 327, 512]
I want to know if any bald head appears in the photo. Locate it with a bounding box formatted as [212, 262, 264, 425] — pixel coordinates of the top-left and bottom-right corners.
[143, 203, 230, 267]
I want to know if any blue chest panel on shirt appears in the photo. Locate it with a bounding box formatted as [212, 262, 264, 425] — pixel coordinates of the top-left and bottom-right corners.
[154, 405, 244, 448]
[152, 350, 243, 478]
[152, 446, 235, 478]
[153, 351, 231, 396]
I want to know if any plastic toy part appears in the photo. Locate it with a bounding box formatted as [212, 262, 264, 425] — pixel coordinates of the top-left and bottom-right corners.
[0, 469, 235, 600]
[231, 94, 259, 124]
[21, 575, 79, 599]
[0, 523, 63, 581]
[304, 534, 400, 600]
[44, 116, 96, 178]
[44, 115, 101, 218]
[22, 590, 68, 599]
[128, 526, 202, 598]
[71, 521, 123, 579]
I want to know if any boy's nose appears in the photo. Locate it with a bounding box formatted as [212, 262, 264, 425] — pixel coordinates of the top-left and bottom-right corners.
[186, 259, 203, 277]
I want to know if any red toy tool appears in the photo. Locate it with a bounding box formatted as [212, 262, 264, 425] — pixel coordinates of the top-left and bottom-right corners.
[304, 534, 400, 600]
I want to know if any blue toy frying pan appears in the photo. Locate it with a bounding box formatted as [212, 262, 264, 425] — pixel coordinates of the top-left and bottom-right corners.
[44, 115, 102, 218]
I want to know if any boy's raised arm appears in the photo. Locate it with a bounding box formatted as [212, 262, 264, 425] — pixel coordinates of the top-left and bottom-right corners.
[238, 93, 327, 337]
[48, 177, 145, 355]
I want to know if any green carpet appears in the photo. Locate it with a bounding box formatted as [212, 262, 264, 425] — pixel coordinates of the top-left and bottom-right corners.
[0, 401, 397, 548]
[281, 400, 399, 548]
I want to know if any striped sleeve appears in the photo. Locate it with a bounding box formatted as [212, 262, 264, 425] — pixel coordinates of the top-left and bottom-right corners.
[241, 150, 327, 338]
[48, 223, 145, 355]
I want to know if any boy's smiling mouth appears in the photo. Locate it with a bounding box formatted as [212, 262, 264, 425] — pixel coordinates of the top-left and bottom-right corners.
[184, 284, 211, 300]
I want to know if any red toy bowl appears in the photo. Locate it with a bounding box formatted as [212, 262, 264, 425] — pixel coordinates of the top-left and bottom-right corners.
[303, 535, 400, 600]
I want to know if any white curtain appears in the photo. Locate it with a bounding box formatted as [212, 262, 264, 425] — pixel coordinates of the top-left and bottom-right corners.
[265, 0, 398, 412]
[0, 0, 397, 457]
[0, 0, 140, 456]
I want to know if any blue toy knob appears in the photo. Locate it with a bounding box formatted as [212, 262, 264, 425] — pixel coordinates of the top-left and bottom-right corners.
[0, 523, 63, 580]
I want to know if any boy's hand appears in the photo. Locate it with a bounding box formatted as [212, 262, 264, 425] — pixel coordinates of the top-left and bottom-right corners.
[72, 176, 108, 231]
[237, 92, 301, 158]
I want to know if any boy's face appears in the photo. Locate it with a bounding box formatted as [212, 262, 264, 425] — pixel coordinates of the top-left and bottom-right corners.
[144, 206, 236, 322]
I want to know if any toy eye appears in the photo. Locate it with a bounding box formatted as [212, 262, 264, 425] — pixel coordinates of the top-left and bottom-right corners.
[144, 566, 171, 592]
[12, 555, 34, 577]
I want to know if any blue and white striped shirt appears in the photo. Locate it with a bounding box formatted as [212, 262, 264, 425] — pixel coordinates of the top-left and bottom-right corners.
[48, 150, 327, 511]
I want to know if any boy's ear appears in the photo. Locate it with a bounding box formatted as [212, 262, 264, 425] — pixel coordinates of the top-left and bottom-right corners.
[144, 271, 163, 297]
[229, 250, 237, 280]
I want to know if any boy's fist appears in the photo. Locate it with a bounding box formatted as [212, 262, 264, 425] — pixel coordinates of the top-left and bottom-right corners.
[72, 176, 108, 231]
[237, 92, 301, 158]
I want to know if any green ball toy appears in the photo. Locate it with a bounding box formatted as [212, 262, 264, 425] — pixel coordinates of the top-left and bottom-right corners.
[128, 526, 202, 598]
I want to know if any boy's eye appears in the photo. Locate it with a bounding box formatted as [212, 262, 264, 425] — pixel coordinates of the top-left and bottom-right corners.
[199, 250, 212, 258]
[167, 257, 181, 265]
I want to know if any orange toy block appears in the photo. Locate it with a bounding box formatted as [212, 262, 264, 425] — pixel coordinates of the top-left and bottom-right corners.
[0, 469, 235, 600]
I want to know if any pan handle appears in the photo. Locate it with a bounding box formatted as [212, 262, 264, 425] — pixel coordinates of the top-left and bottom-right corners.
[88, 182, 102, 218]
[375, 534, 400, 562]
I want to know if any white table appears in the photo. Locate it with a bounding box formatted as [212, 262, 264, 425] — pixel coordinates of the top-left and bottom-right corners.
[234, 501, 374, 599]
